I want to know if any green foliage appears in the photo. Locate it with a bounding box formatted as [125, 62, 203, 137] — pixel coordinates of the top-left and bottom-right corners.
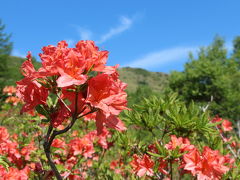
[168, 36, 240, 121]
[0, 19, 12, 55]
[0, 156, 9, 171]
[0, 87, 239, 179]
[0, 19, 13, 91]
[123, 93, 217, 142]
[232, 36, 240, 63]
[127, 85, 160, 106]
[118, 67, 168, 93]
[0, 55, 40, 94]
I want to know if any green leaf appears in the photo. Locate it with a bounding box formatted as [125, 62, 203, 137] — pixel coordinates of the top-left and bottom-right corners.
[0, 156, 9, 171]
[147, 151, 163, 158]
[35, 104, 49, 118]
[56, 164, 66, 172]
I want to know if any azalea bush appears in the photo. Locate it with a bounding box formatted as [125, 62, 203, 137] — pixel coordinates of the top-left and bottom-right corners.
[0, 40, 239, 180]
[121, 95, 240, 179]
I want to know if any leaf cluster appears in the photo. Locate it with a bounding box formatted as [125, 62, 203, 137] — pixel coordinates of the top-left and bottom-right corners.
[123, 93, 216, 142]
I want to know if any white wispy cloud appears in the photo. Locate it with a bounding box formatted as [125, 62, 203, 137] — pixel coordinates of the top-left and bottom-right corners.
[70, 14, 138, 44]
[78, 27, 93, 40]
[96, 16, 134, 44]
[70, 24, 93, 41]
[12, 50, 26, 58]
[124, 46, 198, 69]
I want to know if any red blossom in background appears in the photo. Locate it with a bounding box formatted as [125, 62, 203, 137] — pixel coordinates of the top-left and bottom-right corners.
[222, 120, 233, 132]
[21, 140, 37, 161]
[52, 138, 66, 149]
[158, 158, 168, 175]
[130, 154, 154, 177]
[211, 115, 233, 132]
[183, 146, 234, 180]
[0, 126, 9, 142]
[68, 136, 95, 158]
[0, 166, 30, 180]
[2, 86, 22, 106]
[0, 127, 37, 178]
[3, 86, 17, 96]
[5, 96, 21, 106]
[165, 135, 195, 152]
[183, 148, 201, 176]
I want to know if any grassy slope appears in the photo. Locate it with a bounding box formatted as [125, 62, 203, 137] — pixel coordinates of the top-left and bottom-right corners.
[4, 56, 40, 86]
[4, 56, 168, 93]
[118, 67, 168, 93]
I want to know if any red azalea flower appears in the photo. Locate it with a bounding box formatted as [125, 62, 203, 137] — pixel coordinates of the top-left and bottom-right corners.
[52, 138, 66, 149]
[68, 135, 95, 158]
[183, 148, 201, 176]
[75, 40, 109, 72]
[158, 158, 168, 175]
[0, 126, 9, 142]
[2, 86, 17, 96]
[130, 154, 154, 177]
[183, 146, 233, 180]
[165, 135, 195, 152]
[222, 120, 233, 132]
[16, 53, 48, 113]
[87, 73, 128, 134]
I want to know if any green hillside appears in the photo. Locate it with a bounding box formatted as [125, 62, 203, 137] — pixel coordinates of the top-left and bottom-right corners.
[118, 67, 168, 93]
[1, 56, 40, 86]
[1, 56, 168, 93]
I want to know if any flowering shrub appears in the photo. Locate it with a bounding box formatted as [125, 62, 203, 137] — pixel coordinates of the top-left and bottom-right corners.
[2, 86, 21, 106]
[16, 40, 127, 130]
[0, 40, 239, 179]
[0, 126, 34, 179]
[121, 95, 240, 179]
[13, 40, 128, 179]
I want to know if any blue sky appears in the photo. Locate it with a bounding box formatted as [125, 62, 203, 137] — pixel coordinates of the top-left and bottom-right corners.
[0, 0, 239, 73]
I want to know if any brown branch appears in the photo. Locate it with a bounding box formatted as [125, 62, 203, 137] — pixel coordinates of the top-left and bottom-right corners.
[43, 90, 97, 180]
[43, 124, 62, 179]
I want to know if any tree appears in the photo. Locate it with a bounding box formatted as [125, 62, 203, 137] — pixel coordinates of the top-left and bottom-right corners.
[168, 36, 240, 121]
[0, 19, 12, 55]
[0, 19, 13, 91]
[232, 36, 240, 65]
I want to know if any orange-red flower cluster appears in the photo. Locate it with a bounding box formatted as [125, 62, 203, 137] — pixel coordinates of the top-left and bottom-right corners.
[0, 166, 30, 180]
[0, 126, 36, 179]
[211, 115, 233, 132]
[5, 96, 21, 106]
[2, 86, 22, 106]
[165, 135, 195, 152]
[3, 86, 16, 96]
[16, 40, 128, 134]
[130, 135, 234, 179]
[48, 128, 112, 179]
[130, 154, 154, 177]
[183, 146, 234, 180]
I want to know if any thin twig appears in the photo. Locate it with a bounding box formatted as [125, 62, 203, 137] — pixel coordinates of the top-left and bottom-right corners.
[56, 93, 71, 113]
[216, 126, 239, 159]
[169, 159, 173, 180]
